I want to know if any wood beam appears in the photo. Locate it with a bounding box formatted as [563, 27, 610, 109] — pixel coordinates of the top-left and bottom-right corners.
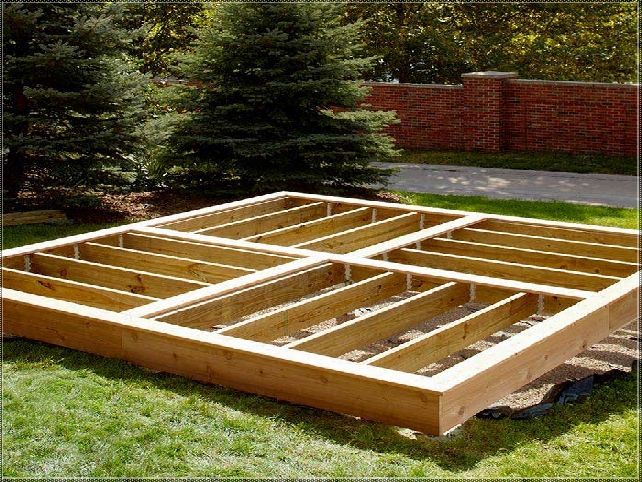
[475, 218, 639, 248]
[134, 227, 595, 299]
[122, 233, 295, 269]
[160, 197, 291, 232]
[450, 228, 638, 263]
[242, 207, 373, 245]
[218, 272, 407, 342]
[2, 288, 444, 435]
[420, 238, 638, 278]
[295, 212, 420, 253]
[196, 202, 327, 238]
[435, 273, 639, 433]
[350, 214, 485, 258]
[29, 253, 206, 298]
[2, 267, 156, 310]
[123, 257, 323, 318]
[390, 248, 619, 292]
[157, 263, 345, 328]
[287, 282, 469, 357]
[365, 292, 539, 372]
[79, 243, 255, 283]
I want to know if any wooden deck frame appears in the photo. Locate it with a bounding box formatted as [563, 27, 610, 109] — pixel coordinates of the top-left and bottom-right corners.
[2, 191, 639, 435]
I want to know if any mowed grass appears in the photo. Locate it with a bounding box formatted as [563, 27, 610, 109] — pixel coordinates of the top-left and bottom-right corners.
[2, 193, 639, 477]
[395, 150, 637, 176]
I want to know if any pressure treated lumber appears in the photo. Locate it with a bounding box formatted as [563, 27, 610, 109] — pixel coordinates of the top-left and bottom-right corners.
[287, 282, 469, 357]
[365, 292, 539, 372]
[389, 248, 619, 292]
[475, 218, 638, 247]
[161, 197, 292, 232]
[4, 191, 638, 436]
[29, 253, 206, 297]
[79, 243, 255, 283]
[296, 212, 420, 253]
[420, 238, 638, 278]
[134, 225, 595, 300]
[243, 207, 373, 245]
[3, 288, 443, 434]
[435, 272, 639, 432]
[350, 214, 484, 258]
[196, 202, 327, 237]
[2, 267, 156, 310]
[122, 233, 294, 269]
[218, 271, 407, 342]
[2, 209, 67, 226]
[157, 263, 346, 328]
[124, 257, 322, 318]
[450, 228, 638, 263]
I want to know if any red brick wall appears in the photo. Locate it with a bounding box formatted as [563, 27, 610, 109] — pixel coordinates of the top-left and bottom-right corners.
[364, 73, 637, 157]
[362, 82, 465, 150]
[504, 80, 637, 156]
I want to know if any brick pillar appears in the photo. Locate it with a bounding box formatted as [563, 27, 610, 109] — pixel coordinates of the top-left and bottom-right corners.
[461, 71, 518, 152]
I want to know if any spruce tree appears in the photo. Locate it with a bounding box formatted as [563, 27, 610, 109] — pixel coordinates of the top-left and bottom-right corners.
[2, 2, 148, 199]
[157, 3, 398, 192]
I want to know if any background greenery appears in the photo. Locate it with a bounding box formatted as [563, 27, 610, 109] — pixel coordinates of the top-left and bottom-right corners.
[2, 2, 636, 203]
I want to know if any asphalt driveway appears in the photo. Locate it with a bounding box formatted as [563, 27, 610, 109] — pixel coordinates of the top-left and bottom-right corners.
[375, 163, 639, 208]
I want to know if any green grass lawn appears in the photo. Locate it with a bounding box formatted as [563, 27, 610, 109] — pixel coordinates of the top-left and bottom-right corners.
[394, 150, 637, 176]
[2, 193, 639, 477]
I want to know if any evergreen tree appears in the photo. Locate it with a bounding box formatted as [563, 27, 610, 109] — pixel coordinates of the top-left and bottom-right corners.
[2, 2, 149, 198]
[156, 3, 398, 192]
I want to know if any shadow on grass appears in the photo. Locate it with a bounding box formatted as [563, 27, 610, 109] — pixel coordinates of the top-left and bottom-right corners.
[3, 338, 637, 473]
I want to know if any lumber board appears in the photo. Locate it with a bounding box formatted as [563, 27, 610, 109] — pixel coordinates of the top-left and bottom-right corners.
[218, 272, 407, 342]
[435, 273, 639, 433]
[420, 237, 638, 278]
[196, 202, 327, 238]
[350, 214, 485, 258]
[79, 243, 255, 283]
[29, 253, 206, 298]
[2, 288, 443, 434]
[450, 228, 638, 263]
[134, 226, 595, 300]
[287, 282, 469, 357]
[2, 267, 156, 310]
[161, 197, 291, 232]
[389, 248, 619, 292]
[283, 191, 638, 237]
[122, 233, 294, 269]
[2, 209, 67, 226]
[5, 192, 638, 435]
[243, 207, 373, 245]
[2, 191, 287, 259]
[365, 292, 539, 372]
[475, 218, 639, 247]
[296, 212, 420, 253]
[123, 257, 323, 318]
[157, 263, 346, 328]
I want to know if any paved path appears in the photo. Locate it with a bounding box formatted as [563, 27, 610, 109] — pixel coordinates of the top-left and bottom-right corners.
[374, 163, 639, 208]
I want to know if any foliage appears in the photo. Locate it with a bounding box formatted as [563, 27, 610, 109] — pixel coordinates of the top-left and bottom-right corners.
[154, 3, 398, 192]
[120, 2, 205, 76]
[2, 2, 149, 198]
[394, 150, 637, 176]
[347, 3, 636, 84]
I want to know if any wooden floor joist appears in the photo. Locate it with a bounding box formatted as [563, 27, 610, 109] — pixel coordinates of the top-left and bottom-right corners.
[3, 192, 638, 435]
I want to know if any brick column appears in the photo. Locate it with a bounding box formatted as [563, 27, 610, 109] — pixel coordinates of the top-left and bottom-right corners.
[461, 71, 518, 152]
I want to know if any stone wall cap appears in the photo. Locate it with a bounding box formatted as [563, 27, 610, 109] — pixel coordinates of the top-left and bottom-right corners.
[461, 71, 519, 79]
